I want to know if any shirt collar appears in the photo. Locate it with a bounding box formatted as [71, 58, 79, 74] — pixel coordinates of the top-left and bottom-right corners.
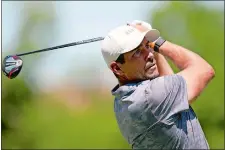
[111, 81, 144, 98]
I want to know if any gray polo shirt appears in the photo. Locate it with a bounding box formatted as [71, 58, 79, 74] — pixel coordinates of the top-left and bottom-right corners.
[112, 74, 209, 149]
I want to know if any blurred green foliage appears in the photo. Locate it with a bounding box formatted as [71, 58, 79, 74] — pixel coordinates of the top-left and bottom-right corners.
[2, 94, 130, 149]
[2, 77, 32, 132]
[2, 1, 224, 149]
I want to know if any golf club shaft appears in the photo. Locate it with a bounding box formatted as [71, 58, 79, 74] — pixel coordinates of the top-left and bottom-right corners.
[16, 37, 104, 56]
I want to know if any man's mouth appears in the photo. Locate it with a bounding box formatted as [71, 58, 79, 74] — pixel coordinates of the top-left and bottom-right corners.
[145, 63, 156, 71]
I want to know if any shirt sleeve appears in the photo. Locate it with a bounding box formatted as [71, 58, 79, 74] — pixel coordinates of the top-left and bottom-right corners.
[145, 74, 189, 124]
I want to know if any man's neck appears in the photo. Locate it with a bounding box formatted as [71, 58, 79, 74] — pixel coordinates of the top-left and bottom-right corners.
[118, 79, 144, 86]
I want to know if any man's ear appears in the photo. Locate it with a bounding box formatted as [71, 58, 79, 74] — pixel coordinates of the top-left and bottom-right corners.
[110, 62, 124, 77]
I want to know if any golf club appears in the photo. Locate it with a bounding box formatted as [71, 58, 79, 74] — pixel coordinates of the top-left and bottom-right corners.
[2, 37, 104, 79]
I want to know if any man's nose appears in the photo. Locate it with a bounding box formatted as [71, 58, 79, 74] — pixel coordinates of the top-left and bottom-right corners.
[145, 50, 154, 63]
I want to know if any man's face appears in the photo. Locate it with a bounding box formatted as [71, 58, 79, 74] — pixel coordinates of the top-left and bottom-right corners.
[119, 38, 159, 82]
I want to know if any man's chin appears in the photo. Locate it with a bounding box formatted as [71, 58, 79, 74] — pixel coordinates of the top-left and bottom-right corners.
[146, 72, 160, 80]
[125, 71, 160, 84]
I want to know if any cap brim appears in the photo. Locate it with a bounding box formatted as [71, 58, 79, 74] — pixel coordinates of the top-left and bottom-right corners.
[144, 29, 160, 42]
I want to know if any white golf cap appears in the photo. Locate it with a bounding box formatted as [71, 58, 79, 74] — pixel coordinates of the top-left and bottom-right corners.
[101, 20, 160, 67]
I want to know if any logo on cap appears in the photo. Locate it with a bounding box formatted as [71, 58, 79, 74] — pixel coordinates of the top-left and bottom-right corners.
[125, 28, 135, 35]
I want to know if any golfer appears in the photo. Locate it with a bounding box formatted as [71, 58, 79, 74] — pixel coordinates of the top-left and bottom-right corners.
[101, 20, 215, 149]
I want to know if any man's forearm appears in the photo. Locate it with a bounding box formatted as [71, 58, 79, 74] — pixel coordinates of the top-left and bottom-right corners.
[154, 52, 174, 76]
[158, 41, 212, 71]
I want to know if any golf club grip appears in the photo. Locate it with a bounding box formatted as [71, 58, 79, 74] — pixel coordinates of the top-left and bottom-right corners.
[16, 37, 104, 56]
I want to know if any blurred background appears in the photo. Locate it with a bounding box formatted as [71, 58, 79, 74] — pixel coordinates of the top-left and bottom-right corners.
[1, 1, 224, 149]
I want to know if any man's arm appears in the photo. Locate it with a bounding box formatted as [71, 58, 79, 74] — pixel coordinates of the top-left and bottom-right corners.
[151, 40, 215, 104]
[154, 52, 174, 76]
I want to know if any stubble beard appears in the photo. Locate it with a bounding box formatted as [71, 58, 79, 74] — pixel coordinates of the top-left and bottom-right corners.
[145, 71, 160, 80]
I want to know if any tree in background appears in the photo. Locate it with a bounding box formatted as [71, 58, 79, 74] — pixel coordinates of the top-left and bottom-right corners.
[2, 1, 57, 144]
[149, 1, 224, 149]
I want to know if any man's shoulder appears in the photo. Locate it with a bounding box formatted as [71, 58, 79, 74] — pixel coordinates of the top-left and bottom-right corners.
[112, 74, 186, 99]
[144, 74, 186, 90]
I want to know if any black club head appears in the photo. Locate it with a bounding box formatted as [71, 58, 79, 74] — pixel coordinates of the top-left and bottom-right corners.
[2, 55, 23, 79]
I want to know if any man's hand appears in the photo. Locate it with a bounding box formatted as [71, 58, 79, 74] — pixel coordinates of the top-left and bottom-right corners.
[149, 41, 156, 50]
